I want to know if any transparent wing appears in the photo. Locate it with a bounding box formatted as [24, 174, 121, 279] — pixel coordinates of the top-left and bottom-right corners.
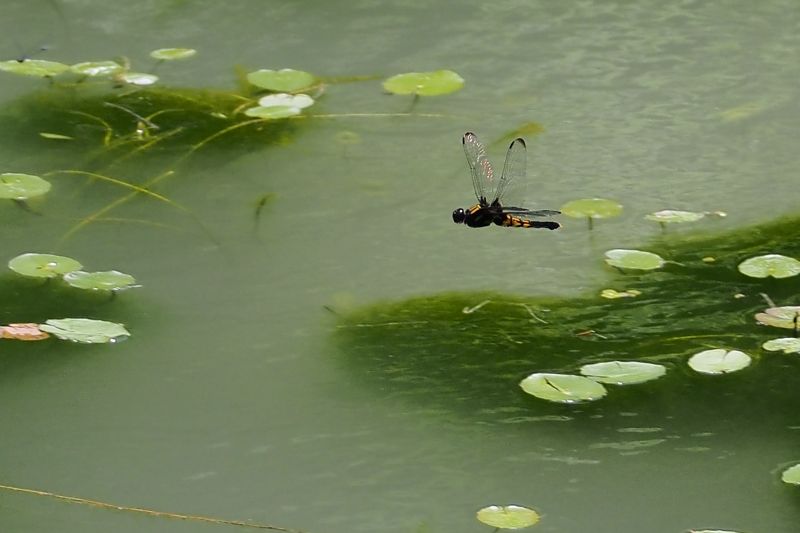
[499, 208, 561, 217]
[462, 132, 496, 203]
[493, 137, 526, 205]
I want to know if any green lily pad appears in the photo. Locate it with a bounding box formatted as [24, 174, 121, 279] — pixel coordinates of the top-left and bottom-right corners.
[247, 68, 315, 92]
[119, 72, 159, 85]
[149, 48, 197, 61]
[645, 210, 706, 223]
[580, 361, 666, 385]
[561, 198, 622, 219]
[600, 288, 641, 299]
[688, 349, 751, 375]
[258, 93, 314, 109]
[244, 105, 301, 119]
[519, 373, 607, 403]
[0, 59, 69, 77]
[738, 254, 800, 279]
[762, 337, 800, 354]
[382, 70, 464, 96]
[755, 306, 800, 329]
[476, 505, 540, 529]
[63, 270, 138, 292]
[781, 463, 800, 485]
[0, 173, 51, 199]
[40, 318, 130, 344]
[70, 61, 124, 77]
[604, 249, 665, 271]
[39, 132, 74, 140]
[8, 253, 82, 278]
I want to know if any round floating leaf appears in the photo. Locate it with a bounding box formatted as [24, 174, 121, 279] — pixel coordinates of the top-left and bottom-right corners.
[257, 93, 314, 109]
[600, 288, 641, 299]
[604, 249, 665, 271]
[39, 132, 73, 140]
[781, 463, 800, 485]
[40, 318, 129, 344]
[755, 306, 800, 329]
[149, 48, 197, 61]
[476, 505, 540, 529]
[8, 253, 82, 278]
[520, 373, 607, 403]
[762, 337, 800, 354]
[645, 210, 706, 223]
[0, 323, 49, 341]
[738, 254, 800, 279]
[0, 173, 51, 200]
[0, 59, 69, 77]
[382, 70, 464, 96]
[580, 361, 666, 385]
[244, 105, 301, 119]
[247, 68, 315, 92]
[63, 270, 138, 292]
[119, 72, 158, 85]
[688, 349, 751, 375]
[561, 198, 622, 219]
[70, 61, 124, 77]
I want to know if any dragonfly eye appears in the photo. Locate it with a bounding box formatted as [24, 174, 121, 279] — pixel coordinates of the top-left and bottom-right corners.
[452, 208, 466, 224]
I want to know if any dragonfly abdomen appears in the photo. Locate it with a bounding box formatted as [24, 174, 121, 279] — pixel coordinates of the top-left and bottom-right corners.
[498, 215, 560, 230]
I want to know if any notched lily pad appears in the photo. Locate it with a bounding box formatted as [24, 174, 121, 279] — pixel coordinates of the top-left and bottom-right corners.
[738, 254, 800, 279]
[71, 61, 124, 77]
[580, 361, 666, 385]
[688, 349, 751, 375]
[40, 318, 130, 344]
[645, 210, 706, 223]
[476, 504, 540, 529]
[781, 463, 800, 485]
[754, 306, 800, 329]
[561, 198, 622, 219]
[0, 172, 51, 199]
[247, 68, 315, 92]
[8, 253, 82, 278]
[0, 59, 69, 77]
[383, 70, 464, 96]
[150, 48, 197, 61]
[245, 93, 314, 118]
[604, 249, 665, 271]
[600, 288, 641, 299]
[63, 270, 138, 292]
[762, 337, 800, 354]
[520, 373, 607, 403]
[118, 72, 159, 86]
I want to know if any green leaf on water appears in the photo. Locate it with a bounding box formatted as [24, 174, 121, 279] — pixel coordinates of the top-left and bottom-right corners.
[688, 349, 751, 375]
[738, 254, 800, 279]
[149, 48, 197, 61]
[0, 173, 51, 199]
[0, 59, 69, 77]
[40, 318, 129, 344]
[244, 105, 301, 119]
[645, 210, 706, 223]
[580, 361, 666, 385]
[755, 306, 800, 329]
[519, 373, 607, 403]
[8, 253, 81, 278]
[247, 68, 315, 92]
[63, 270, 138, 292]
[762, 337, 800, 354]
[39, 132, 74, 140]
[383, 70, 464, 96]
[600, 288, 641, 299]
[781, 463, 800, 485]
[561, 198, 622, 219]
[604, 249, 665, 271]
[70, 61, 124, 77]
[118, 72, 159, 86]
[476, 504, 540, 529]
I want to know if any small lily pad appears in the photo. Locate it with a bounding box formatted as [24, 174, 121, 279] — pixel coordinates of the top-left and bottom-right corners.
[247, 68, 315, 92]
[39, 132, 74, 140]
[600, 288, 641, 299]
[0, 323, 49, 341]
[150, 48, 197, 61]
[8, 253, 82, 278]
[0, 59, 69, 77]
[781, 463, 800, 485]
[738, 254, 800, 279]
[63, 270, 138, 292]
[383, 70, 464, 96]
[70, 61, 124, 77]
[755, 306, 800, 329]
[244, 105, 301, 119]
[520, 373, 607, 403]
[762, 337, 800, 354]
[688, 349, 751, 375]
[561, 198, 622, 219]
[604, 249, 665, 271]
[258, 93, 314, 109]
[118, 72, 159, 85]
[476, 504, 540, 529]
[645, 210, 706, 223]
[0, 173, 51, 199]
[40, 318, 130, 344]
[580, 361, 666, 385]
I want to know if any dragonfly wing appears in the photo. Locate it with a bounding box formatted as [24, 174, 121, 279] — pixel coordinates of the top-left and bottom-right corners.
[493, 137, 526, 204]
[462, 132, 496, 204]
[500, 208, 561, 217]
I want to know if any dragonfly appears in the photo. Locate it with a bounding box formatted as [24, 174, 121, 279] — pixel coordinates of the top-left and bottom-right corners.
[452, 131, 560, 229]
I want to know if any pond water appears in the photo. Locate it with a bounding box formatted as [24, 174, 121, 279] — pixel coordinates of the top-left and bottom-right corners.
[1, 1, 800, 532]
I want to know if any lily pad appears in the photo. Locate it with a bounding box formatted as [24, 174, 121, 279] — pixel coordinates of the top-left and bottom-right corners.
[0, 323, 49, 341]
[258, 93, 314, 109]
[519, 373, 607, 403]
[0, 173, 51, 199]
[244, 105, 301, 119]
[580, 361, 666, 385]
[561, 198, 622, 219]
[40, 318, 130, 344]
[762, 337, 800, 354]
[70, 61, 124, 77]
[604, 249, 665, 271]
[600, 288, 641, 299]
[476, 504, 540, 529]
[39, 132, 74, 140]
[645, 210, 706, 223]
[118, 72, 159, 86]
[150, 48, 197, 61]
[781, 463, 800, 485]
[247, 68, 315, 92]
[688, 349, 751, 375]
[8, 253, 82, 278]
[0, 59, 69, 77]
[382, 70, 464, 96]
[63, 270, 138, 292]
[738, 254, 800, 279]
[755, 306, 800, 329]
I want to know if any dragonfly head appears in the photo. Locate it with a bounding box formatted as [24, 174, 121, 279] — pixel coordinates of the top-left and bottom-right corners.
[452, 208, 466, 224]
